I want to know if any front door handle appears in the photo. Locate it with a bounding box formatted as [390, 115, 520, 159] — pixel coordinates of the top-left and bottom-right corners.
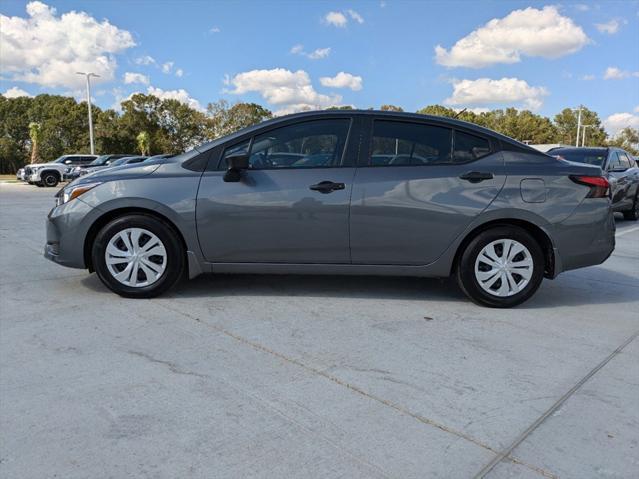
[459, 171, 494, 183]
[309, 181, 345, 194]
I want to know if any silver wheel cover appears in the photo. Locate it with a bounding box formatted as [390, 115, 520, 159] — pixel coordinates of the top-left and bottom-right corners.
[474, 239, 533, 297]
[105, 228, 167, 288]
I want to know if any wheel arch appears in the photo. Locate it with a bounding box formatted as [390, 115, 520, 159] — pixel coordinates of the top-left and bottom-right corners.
[452, 218, 556, 279]
[83, 207, 189, 273]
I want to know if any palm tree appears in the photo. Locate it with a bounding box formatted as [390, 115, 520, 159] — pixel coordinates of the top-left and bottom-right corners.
[29, 122, 41, 164]
[137, 131, 151, 156]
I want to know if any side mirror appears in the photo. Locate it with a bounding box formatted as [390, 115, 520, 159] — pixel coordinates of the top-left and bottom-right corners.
[223, 152, 249, 182]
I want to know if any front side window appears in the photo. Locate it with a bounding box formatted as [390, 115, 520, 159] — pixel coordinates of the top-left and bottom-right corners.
[370, 120, 452, 166]
[248, 119, 350, 169]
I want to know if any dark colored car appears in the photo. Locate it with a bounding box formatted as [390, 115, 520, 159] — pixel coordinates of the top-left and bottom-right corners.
[548, 147, 639, 220]
[68, 154, 136, 180]
[45, 110, 615, 307]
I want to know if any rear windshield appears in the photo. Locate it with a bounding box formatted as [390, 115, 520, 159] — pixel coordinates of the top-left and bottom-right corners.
[550, 149, 606, 166]
[89, 155, 110, 166]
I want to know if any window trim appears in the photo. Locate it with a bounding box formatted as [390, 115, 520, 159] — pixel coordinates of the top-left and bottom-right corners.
[215, 118, 354, 171]
[363, 118, 494, 168]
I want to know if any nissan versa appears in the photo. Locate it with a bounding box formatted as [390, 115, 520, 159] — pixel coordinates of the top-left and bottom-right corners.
[45, 111, 615, 307]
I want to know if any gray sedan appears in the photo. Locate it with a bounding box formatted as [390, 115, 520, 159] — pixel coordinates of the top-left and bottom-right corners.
[45, 110, 615, 307]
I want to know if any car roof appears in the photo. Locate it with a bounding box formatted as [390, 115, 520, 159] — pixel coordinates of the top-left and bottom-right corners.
[195, 109, 543, 155]
[549, 146, 609, 152]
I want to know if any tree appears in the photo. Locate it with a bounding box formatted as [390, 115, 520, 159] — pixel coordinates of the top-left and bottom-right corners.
[607, 127, 639, 155]
[28, 122, 41, 163]
[207, 100, 272, 138]
[553, 106, 606, 146]
[380, 104, 404, 112]
[137, 131, 151, 155]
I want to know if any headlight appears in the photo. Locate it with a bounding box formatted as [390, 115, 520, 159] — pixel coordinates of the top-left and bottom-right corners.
[57, 182, 102, 206]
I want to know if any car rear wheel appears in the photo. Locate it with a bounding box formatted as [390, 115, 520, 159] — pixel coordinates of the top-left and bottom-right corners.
[457, 226, 544, 308]
[92, 214, 185, 298]
[622, 194, 639, 221]
[41, 172, 59, 187]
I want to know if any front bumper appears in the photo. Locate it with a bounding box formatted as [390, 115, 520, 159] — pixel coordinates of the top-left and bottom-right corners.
[44, 198, 99, 269]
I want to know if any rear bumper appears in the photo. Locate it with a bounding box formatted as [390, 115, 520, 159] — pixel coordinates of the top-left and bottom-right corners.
[553, 200, 615, 274]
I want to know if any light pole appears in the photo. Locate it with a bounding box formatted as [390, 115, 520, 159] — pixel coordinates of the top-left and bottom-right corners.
[581, 125, 593, 147]
[572, 106, 583, 147]
[76, 72, 100, 154]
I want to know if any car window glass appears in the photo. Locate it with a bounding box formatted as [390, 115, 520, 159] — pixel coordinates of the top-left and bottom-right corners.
[453, 131, 491, 162]
[220, 140, 251, 169]
[248, 119, 350, 169]
[619, 153, 631, 169]
[609, 152, 623, 170]
[370, 120, 452, 166]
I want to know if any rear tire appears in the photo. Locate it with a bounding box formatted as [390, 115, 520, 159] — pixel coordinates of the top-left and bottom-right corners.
[622, 194, 638, 221]
[92, 214, 185, 298]
[456, 226, 545, 308]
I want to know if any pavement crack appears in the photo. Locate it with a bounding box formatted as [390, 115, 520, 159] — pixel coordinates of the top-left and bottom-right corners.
[473, 329, 639, 479]
[127, 350, 208, 379]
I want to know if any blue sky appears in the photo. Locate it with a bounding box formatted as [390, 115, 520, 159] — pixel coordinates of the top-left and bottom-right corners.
[1, 1, 638, 133]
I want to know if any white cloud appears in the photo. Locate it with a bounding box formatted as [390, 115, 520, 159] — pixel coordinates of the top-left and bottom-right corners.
[435, 6, 589, 68]
[0, 1, 135, 88]
[635, 105, 639, 113]
[225, 68, 342, 114]
[604, 112, 639, 136]
[324, 11, 348, 27]
[582, 74, 595, 80]
[123, 72, 149, 85]
[347, 9, 364, 24]
[319, 72, 363, 91]
[595, 19, 623, 34]
[290, 44, 331, 60]
[443, 77, 549, 111]
[210, 26, 220, 33]
[2, 86, 32, 98]
[146, 86, 204, 111]
[161, 61, 174, 74]
[175, 68, 184, 78]
[603, 66, 639, 80]
[135, 55, 156, 66]
[308, 47, 331, 60]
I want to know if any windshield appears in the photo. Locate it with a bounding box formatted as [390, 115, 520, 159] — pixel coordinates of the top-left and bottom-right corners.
[550, 148, 607, 166]
[53, 156, 68, 164]
[88, 155, 110, 166]
[109, 158, 128, 167]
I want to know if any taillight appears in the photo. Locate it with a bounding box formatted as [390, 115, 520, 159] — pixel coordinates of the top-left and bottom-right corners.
[569, 175, 610, 198]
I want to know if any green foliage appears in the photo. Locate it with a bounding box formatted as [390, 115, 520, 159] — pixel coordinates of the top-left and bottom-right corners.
[380, 104, 404, 112]
[207, 100, 272, 138]
[28, 122, 41, 163]
[606, 127, 639, 155]
[553, 106, 606, 146]
[136, 131, 151, 155]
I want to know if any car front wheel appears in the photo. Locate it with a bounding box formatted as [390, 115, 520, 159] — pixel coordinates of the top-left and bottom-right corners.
[41, 172, 59, 187]
[457, 226, 544, 308]
[92, 214, 185, 298]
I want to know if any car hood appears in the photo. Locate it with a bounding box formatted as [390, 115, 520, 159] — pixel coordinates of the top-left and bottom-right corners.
[27, 162, 58, 168]
[66, 160, 165, 188]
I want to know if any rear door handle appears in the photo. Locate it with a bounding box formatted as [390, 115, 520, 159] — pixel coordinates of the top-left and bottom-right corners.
[309, 181, 345, 193]
[459, 171, 494, 183]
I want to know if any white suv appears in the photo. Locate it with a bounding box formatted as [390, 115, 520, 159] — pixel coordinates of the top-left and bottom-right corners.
[25, 154, 97, 187]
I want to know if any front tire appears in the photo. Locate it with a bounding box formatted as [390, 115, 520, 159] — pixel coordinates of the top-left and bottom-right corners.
[622, 194, 639, 221]
[41, 172, 59, 187]
[457, 226, 544, 308]
[92, 214, 185, 298]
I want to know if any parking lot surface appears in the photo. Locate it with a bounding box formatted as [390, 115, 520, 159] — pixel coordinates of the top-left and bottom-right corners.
[1, 182, 638, 478]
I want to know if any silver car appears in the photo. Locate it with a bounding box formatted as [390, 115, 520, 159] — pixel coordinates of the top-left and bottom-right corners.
[45, 111, 615, 307]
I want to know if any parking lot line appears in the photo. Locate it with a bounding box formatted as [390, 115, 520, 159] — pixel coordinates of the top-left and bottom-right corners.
[472, 329, 639, 478]
[616, 226, 639, 237]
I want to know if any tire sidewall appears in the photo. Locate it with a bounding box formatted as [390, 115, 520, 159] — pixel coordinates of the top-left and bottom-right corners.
[42, 173, 59, 187]
[92, 214, 184, 298]
[457, 226, 544, 308]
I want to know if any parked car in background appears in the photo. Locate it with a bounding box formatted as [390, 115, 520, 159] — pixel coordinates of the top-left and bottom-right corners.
[67, 154, 135, 180]
[548, 146, 639, 220]
[102, 156, 148, 169]
[24, 154, 97, 187]
[143, 154, 175, 162]
[45, 110, 616, 307]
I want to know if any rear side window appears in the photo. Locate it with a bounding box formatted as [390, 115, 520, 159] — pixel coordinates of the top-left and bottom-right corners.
[370, 120, 452, 166]
[453, 131, 491, 163]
